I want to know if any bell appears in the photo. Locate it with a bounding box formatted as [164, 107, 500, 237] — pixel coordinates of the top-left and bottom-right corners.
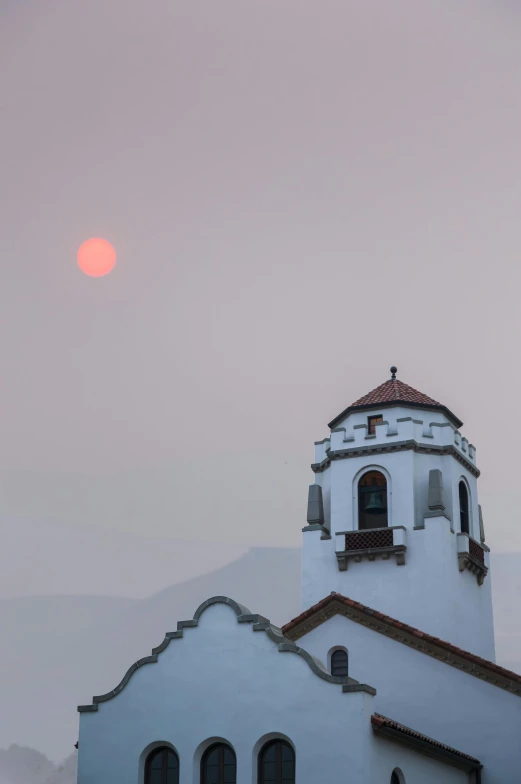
[364, 491, 386, 515]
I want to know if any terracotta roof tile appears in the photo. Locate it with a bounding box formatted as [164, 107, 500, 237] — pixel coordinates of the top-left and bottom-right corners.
[371, 713, 481, 767]
[350, 378, 442, 409]
[281, 593, 521, 693]
[327, 373, 463, 429]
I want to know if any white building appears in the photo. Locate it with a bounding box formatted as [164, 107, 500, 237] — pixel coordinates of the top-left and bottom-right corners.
[77, 370, 521, 784]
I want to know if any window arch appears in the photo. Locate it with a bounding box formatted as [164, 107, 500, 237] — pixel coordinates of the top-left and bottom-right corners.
[258, 739, 295, 784]
[145, 746, 179, 784]
[391, 770, 404, 784]
[358, 470, 388, 529]
[330, 648, 348, 677]
[201, 743, 236, 784]
[459, 480, 470, 535]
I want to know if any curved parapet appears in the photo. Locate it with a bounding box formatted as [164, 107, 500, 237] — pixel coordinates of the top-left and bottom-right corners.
[77, 596, 375, 712]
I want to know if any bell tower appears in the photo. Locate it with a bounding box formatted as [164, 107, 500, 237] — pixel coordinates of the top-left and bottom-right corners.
[302, 368, 495, 661]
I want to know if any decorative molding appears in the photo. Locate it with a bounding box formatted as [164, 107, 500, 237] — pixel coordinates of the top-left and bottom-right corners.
[311, 439, 479, 478]
[457, 551, 487, 585]
[336, 545, 406, 571]
[327, 400, 463, 431]
[307, 484, 325, 525]
[77, 596, 375, 713]
[427, 468, 445, 513]
[423, 511, 452, 521]
[335, 527, 407, 570]
[478, 504, 486, 544]
[457, 534, 488, 586]
[371, 715, 481, 773]
[283, 598, 521, 697]
[302, 523, 331, 540]
[343, 683, 376, 695]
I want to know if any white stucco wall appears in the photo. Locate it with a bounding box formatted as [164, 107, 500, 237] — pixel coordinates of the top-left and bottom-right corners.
[304, 405, 495, 661]
[299, 612, 521, 784]
[77, 600, 469, 784]
[368, 736, 469, 784]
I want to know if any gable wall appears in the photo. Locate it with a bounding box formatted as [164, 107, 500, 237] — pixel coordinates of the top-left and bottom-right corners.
[369, 735, 469, 784]
[77, 602, 375, 784]
[299, 613, 521, 784]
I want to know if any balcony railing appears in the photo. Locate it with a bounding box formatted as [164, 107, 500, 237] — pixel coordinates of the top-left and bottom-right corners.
[457, 533, 488, 585]
[335, 526, 406, 571]
[344, 529, 393, 551]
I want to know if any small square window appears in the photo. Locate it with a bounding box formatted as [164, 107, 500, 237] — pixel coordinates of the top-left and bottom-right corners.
[368, 415, 383, 435]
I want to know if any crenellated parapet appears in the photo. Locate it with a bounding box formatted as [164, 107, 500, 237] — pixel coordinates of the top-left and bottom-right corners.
[312, 414, 478, 477]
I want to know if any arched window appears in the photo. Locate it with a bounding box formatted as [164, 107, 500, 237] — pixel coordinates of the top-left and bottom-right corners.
[459, 480, 470, 535]
[258, 739, 295, 784]
[145, 747, 179, 784]
[330, 649, 348, 677]
[358, 471, 388, 529]
[391, 770, 404, 784]
[201, 743, 236, 784]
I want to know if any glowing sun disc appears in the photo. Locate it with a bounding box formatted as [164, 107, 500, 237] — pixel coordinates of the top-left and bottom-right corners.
[78, 238, 116, 277]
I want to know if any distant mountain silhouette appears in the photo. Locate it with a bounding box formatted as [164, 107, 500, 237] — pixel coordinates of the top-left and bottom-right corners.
[0, 547, 518, 762]
[0, 547, 301, 762]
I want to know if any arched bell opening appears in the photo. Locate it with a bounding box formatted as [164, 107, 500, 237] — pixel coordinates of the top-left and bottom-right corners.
[358, 470, 388, 530]
[459, 480, 470, 535]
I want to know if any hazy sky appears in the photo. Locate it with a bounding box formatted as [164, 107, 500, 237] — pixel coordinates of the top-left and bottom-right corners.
[1, 0, 521, 598]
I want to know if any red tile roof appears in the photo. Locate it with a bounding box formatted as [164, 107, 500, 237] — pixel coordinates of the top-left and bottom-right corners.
[328, 376, 462, 429]
[371, 713, 481, 768]
[350, 378, 441, 409]
[281, 593, 521, 695]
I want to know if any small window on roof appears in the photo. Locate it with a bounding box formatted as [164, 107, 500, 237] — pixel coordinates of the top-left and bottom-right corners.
[367, 415, 383, 435]
[330, 649, 348, 677]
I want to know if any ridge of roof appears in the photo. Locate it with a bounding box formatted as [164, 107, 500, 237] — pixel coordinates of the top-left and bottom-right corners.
[371, 713, 481, 770]
[328, 375, 463, 429]
[281, 593, 521, 696]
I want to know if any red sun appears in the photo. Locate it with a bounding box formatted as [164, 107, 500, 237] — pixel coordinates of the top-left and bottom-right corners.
[77, 238, 116, 277]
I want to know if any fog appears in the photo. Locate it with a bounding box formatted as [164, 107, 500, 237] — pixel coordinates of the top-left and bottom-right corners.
[1, 0, 520, 769]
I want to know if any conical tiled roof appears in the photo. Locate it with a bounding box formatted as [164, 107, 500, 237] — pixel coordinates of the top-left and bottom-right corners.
[328, 370, 462, 429]
[350, 378, 441, 409]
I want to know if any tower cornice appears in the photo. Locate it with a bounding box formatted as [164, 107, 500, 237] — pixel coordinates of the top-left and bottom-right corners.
[311, 439, 480, 478]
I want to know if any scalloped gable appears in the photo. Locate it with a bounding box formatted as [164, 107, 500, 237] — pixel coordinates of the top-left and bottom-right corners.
[328, 377, 463, 430]
[77, 596, 375, 713]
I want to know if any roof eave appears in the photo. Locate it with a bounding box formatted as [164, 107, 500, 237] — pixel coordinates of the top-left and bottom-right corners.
[371, 720, 481, 773]
[327, 401, 463, 430]
[281, 593, 521, 696]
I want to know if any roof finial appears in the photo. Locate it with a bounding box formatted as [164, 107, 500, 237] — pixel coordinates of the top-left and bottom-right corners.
[390, 366, 397, 380]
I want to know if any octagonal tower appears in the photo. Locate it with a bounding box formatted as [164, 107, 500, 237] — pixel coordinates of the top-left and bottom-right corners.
[302, 368, 495, 661]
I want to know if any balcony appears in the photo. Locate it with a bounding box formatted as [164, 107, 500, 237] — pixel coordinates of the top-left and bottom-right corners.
[457, 533, 488, 585]
[335, 526, 407, 571]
